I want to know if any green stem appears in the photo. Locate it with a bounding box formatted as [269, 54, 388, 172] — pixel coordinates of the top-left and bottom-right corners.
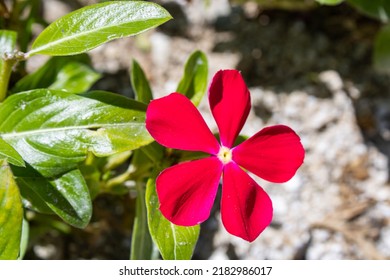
[0, 58, 15, 102]
[105, 171, 132, 189]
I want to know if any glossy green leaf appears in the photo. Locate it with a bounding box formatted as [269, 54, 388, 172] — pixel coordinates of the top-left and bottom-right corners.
[176, 50, 208, 107]
[0, 160, 23, 259]
[0, 138, 25, 167]
[347, 0, 390, 22]
[0, 89, 153, 177]
[316, 0, 344, 5]
[15, 168, 92, 228]
[131, 182, 154, 260]
[146, 169, 200, 260]
[14, 164, 55, 214]
[11, 55, 96, 93]
[131, 59, 153, 104]
[374, 24, 390, 72]
[28, 1, 172, 56]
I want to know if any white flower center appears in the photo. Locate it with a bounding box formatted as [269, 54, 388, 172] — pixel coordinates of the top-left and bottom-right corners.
[218, 146, 232, 164]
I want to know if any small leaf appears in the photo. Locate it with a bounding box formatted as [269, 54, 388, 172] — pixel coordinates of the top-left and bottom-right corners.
[374, 24, 390, 72]
[28, 1, 172, 56]
[0, 160, 23, 260]
[347, 0, 390, 22]
[131, 59, 153, 103]
[15, 168, 92, 228]
[146, 169, 200, 260]
[176, 50, 208, 107]
[11, 55, 93, 93]
[0, 89, 153, 177]
[0, 138, 25, 167]
[48, 62, 101, 93]
[18, 218, 29, 260]
[131, 181, 155, 260]
[316, 0, 344, 5]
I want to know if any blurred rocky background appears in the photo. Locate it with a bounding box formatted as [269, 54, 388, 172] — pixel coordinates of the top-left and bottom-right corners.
[24, 0, 390, 260]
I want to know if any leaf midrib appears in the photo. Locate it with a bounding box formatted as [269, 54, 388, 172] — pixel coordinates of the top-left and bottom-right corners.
[170, 223, 178, 260]
[0, 122, 143, 139]
[28, 17, 164, 56]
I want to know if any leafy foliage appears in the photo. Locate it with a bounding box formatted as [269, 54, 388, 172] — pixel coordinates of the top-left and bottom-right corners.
[0, 138, 24, 167]
[15, 168, 92, 228]
[12, 55, 96, 93]
[0, 0, 211, 261]
[27, 1, 172, 56]
[348, 0, 390, 22]
[130, 182, 155, 260]
[131, 59, 153, 104]
[177, 50, 208, 107]
[0, 89, 153, 177]
[146, 170, 200, 260]
[0, 161, 23, 260]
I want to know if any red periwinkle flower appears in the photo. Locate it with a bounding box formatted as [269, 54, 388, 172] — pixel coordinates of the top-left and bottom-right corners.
[146, 69, 304, 242]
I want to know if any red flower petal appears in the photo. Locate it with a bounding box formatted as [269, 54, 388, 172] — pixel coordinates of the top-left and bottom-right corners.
[146, 93, 220, 154]
[209, 70, 251, 148]
[233, 125, 305, 183]
[157, 157, 223, 226]
[221, 162, 273, 242]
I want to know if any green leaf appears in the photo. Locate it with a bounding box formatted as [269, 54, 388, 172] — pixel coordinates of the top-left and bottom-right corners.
[49, 62, 101, 93]
[131, 59, 153, 104]
[27, 1, 172, 56]
[0, 160, 23, 259]
[15, 165, 55, 214]
[347, 0, 390, 22]
[15, 168, 92, 228]
[316, 0, 344, 5]
[131, 182, 155, 260]
[0, 89, 153, 177]
[18, 218, 29, 260]
[374, 24, 390, 72]
[0, 138, 25, 167]
[11, 55, 97, 93]
[176, 50, 208, 107]
[146, 169, 200, 260]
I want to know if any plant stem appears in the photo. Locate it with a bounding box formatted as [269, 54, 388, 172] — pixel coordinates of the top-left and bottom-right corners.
[0, 51, 26, 102]
[105, 171, 132, 189]
[0, 57, 15, 102]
